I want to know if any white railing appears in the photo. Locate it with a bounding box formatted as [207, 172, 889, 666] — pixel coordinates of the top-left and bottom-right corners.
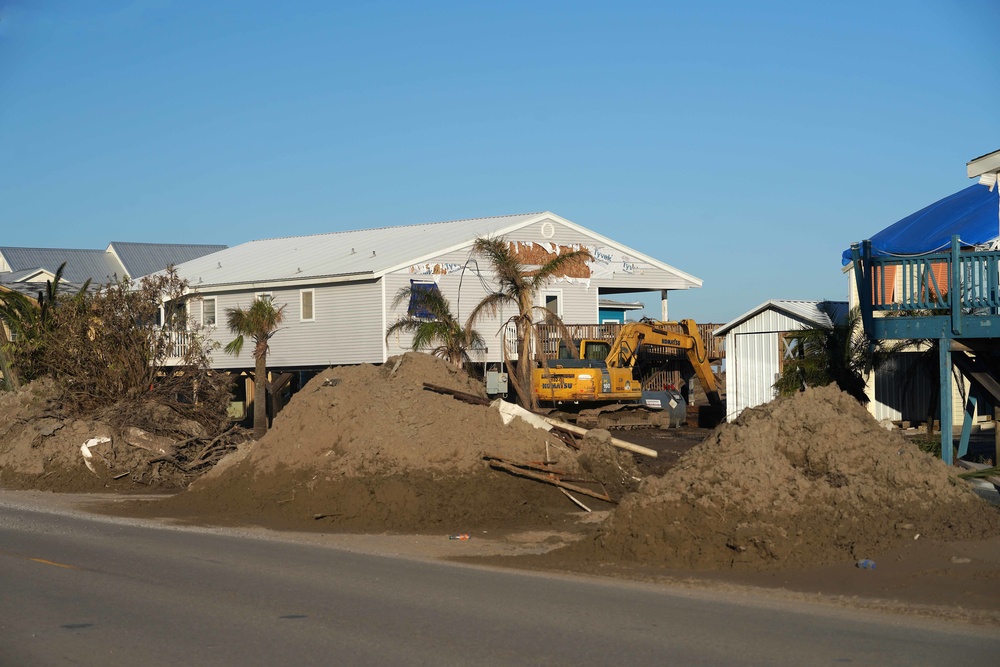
[157, 328, 195, 363]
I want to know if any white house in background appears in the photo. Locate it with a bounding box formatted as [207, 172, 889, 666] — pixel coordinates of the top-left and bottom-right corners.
[714, 300, 848, 421]
[171, 211, 703, 373]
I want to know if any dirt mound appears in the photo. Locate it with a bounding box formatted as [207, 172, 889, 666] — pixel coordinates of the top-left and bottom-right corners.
[159, 353, 594, 531]
[581, 384, 1000, 570]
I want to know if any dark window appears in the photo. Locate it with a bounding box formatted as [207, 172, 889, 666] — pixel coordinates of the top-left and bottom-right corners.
[408, 280, 441, 319]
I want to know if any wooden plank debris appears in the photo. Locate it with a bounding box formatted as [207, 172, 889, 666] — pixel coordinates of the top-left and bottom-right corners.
[486, 456, 615, 504]
[422, 383, 492, 406]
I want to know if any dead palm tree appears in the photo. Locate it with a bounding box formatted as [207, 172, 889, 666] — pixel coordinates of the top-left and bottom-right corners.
[224, 297, 285, 438]
[468, 236, 592, 408]
[385, 284, 484, 369]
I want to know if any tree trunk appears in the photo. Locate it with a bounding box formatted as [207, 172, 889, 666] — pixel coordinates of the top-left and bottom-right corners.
[253, 354, 268, 439]
[0, 325, 20, 391]
[518, 322, 537, 410]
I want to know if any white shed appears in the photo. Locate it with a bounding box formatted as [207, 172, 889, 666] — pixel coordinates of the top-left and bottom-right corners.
[714, 300, 848, 421]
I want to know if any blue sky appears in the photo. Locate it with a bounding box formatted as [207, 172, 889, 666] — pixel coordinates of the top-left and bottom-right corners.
[2, 0, 998, 323]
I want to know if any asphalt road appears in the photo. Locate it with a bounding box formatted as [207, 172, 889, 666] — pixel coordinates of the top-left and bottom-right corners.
[1, 496, 997, 667]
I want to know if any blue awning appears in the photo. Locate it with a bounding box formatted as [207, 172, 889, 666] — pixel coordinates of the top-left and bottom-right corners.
[842, 183, 1000, 265]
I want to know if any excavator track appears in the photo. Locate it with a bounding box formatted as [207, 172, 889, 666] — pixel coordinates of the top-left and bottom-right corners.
[577, 404, 669, 430]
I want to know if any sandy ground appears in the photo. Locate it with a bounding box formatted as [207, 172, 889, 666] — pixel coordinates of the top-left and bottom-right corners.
[3, 355, 999, 627]
[6, 485, 999, 629]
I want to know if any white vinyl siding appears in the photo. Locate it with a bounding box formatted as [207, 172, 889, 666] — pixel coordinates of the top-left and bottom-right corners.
[201, 280, 382, 369]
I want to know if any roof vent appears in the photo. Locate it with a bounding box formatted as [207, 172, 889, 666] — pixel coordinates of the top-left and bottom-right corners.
[217, 262, 222, 268]
[351, 248, 355, 254]
[372, 251, 376, 257]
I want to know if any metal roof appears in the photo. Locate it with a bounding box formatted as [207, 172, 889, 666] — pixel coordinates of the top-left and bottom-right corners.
[172, 211, 702, 289]
[599, 298, 644, 310]
[0, 267, 52, 283]
[0, 248, 122, 285]
[714, 300, 849, 336]
[0, 243, 229, 287]
[108, 242, 227, 279]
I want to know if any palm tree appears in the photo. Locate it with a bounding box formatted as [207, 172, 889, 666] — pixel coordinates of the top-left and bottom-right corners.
[0, 263, 88, 389]
[468, 236, 592, 409]
[224, 297, 285, 438]
[774, 306, 908, 403]
[385, 284, 484, 368]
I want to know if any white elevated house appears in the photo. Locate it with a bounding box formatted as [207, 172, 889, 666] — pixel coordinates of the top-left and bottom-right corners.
[714, 300, 848, 421]
[171, 212, 703, 374]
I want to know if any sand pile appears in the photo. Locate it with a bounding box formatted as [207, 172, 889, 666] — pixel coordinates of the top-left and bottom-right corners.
[162, 353, 597, 531]
[587, 384, 1000, 570]
[0, 379, 114, 490]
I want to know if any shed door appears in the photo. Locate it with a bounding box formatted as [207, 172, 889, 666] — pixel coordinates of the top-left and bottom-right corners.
[731, 332, 780, 419]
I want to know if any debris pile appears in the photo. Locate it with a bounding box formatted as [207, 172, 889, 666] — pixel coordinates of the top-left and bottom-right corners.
[587, 384, 1000, 570]
[0, 378, 245, 491]
[155, 353, 609, 531]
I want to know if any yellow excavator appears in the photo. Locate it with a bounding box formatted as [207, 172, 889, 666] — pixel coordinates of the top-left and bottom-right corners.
[533, 319, 722, 427]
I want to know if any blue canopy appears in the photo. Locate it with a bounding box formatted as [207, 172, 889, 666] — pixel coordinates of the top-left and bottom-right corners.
[842, 183, 1000, 265]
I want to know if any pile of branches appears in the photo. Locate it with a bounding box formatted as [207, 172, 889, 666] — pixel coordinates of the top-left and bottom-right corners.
[142, 425, 249, 485]
[4, 268, 233, 436]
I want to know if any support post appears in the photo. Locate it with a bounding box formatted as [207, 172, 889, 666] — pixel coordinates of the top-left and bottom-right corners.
[958, 396, 976, 459]
[939, 339, 953, 465]
[660, 289, 669, 322]
[851, 242, 875, 337]
[950, 235, 962, 335]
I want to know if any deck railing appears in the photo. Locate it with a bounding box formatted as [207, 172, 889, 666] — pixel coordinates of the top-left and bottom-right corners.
[157, 328, 195, 363]
[851, 236, 1000, 340]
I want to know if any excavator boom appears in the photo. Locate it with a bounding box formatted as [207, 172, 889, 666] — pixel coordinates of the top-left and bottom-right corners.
[533, 318, 722, 423]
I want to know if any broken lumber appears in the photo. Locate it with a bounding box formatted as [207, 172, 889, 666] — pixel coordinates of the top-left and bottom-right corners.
[494, 400, 657, 458]
[422, 383, 492, 406]
[488, 460, 615, 503]
[542, 417, 657, 458]
[482, 455, 596, 483]
[559, 487, 592, 512]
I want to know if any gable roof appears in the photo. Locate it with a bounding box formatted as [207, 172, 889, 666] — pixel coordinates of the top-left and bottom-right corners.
[171, 211, 702, 289]
[0, 248, 122, 285]
[714, 300, 849, 336]
[1, 268, 56, 283]
[107, 242, 228, 279]
[0, 242, 228, 286]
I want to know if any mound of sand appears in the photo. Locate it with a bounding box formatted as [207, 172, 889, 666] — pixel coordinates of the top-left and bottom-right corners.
[161, 353, 599, 531]
[587, 384, 1000, 570]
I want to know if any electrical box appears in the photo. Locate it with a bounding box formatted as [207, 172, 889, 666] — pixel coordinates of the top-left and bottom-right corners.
[486, 370, 508, 395]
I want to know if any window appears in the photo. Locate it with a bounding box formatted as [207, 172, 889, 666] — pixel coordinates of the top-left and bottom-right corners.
[541, 290, 562, 321]
[300, 289, 315, 322]
[408, 280, 441, 319]
[203, 297, 217, 327]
